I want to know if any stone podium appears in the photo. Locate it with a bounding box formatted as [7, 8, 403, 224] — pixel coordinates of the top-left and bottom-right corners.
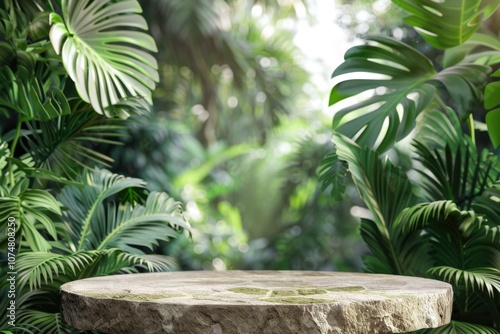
[60, 271, 452, 333]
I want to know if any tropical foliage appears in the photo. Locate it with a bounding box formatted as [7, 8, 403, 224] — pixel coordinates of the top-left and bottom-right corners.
[111, 0, 365, 273]
[325, 0, 500, 332]
[0, 0, 188, 332]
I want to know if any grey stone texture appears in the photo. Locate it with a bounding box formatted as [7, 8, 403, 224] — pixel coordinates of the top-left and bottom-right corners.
[60, 270, 452, 333]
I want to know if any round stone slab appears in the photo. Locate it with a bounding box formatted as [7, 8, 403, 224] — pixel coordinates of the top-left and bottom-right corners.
[60, 271, 452, 334]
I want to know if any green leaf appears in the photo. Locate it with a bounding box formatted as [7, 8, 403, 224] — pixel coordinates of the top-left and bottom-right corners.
[443, 33, 500, 67]
[415, 321, 500, 334]
[21, 108, 127, 180]
[330, 35, 489, 152]
[89, 191, 189, 252]
[392, 0, 500, 49]
[485, 108, 500, 148]
[318, 148, 347, 200]
[17, 251, 93, 290]
[0, 66, 71, 121]
[57, 168, 147, 251]
[429, 266, 500, 297]
[395, 200, 471, 234]
[0, 187, 61, 252]
[333, 133, 418, 274]
[333, 133, 416, 232]
[49, 0, 159, 118]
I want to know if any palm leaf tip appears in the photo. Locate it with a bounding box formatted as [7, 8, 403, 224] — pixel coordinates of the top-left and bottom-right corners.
[49, 0, 159, 117]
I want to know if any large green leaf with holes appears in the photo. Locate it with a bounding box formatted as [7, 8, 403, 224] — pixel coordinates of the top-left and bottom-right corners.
[49, 0, 159, 118]
[330, 35, 489, 152]
[392, 0, 500, 49]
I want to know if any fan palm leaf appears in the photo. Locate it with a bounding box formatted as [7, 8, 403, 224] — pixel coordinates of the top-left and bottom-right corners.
[330, 36, 489, 152]
[49, 0, 159, 117]
[392, 0, 500, 49]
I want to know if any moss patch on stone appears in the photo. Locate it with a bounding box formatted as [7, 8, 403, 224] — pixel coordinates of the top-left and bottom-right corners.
[228, 287, 269, 295]
[297, 288, 328, 295]
[86, 293, 182, 301]
[326, 286, 365, 292]
[270, 290, 298, 297]
[262, 297, 331, 304]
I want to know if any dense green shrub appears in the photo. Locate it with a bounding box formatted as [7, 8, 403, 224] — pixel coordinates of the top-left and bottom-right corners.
[323, 1, 500, 332]
[0, 0, 188, 332]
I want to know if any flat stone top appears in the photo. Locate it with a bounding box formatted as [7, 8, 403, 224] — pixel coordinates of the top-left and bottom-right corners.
[61, 271, 453, 334]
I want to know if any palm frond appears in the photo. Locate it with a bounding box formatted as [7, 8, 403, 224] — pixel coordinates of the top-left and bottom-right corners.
[49, 0, 159, 117]
[333, 133, 416, 230]
[360, 218, 400, 274]
[392, 0, 500, 49]
[333, 133, 418, 274]
[16, 310, 75, 334]
[20, 107, 128, 180]
[57, 168, 147, 251]
[473, 181, 500, 223]
[413, 115, 499, 209]
[395, 200, 472, 234]
[0, 188, 61, 252]
[318, 148, 348, 201]
[17, 251, 94, 290]
[118, 253, 177, 273]
[73, 248, 177, 277]
[416, 108, 464, 152]
[429, 266, 500, 298]
[89, 191, 188, 252]
[415, 320, 500, 334]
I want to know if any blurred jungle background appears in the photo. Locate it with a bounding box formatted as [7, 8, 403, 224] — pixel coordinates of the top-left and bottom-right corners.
[109, 0, 378, 273]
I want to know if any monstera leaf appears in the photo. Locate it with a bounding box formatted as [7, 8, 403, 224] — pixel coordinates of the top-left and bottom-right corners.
[330, 35, 489, 152]
[49, 0, 159, 118]
[393, 0, 500, 49]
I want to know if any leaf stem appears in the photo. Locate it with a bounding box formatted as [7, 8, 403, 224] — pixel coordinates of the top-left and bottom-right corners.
[9, 118, 22, 186]
[434, 95, 448, 110]
[468, 113, 476, 146]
